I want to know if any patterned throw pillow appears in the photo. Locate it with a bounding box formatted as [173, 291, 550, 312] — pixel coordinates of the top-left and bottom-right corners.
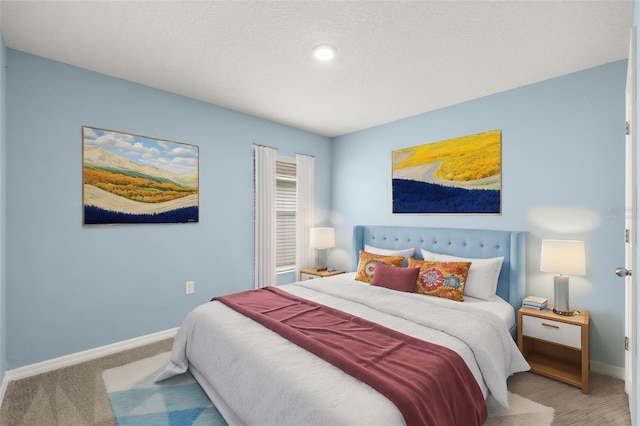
[420, 249, 504, 301]
[355, 251, 405, 283]
[408, 258, 472, 302]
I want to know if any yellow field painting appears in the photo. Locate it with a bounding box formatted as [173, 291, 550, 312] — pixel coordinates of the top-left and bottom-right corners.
[391, 130, 501, 214]
[82, 126, 199, 224]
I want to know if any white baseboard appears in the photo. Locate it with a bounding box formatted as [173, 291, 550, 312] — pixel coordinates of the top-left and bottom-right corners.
[0, 327, 177, 404]
[591, 360, 625, 380]
[0, 373, 7, 411]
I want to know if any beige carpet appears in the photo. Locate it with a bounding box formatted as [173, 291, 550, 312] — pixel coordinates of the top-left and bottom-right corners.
[508, 370, 631, 426]
[0, 338, 630, 425]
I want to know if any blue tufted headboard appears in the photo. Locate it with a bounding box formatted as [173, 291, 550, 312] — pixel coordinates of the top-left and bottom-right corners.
[353, 225, 526, 335]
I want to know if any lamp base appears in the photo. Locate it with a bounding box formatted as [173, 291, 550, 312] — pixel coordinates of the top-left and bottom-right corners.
[315, 248, 327, 271]
[553, 275, 574, 315]
[553, 308, 576, 316]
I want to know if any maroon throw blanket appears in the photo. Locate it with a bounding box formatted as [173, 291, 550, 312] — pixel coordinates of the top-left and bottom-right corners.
[214, 286, 487, 426]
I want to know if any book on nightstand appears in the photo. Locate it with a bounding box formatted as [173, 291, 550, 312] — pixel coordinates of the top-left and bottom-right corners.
[522, 295, 548, 310]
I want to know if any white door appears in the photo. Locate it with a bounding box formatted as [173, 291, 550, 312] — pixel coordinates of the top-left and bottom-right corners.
[623, 25, 637, 425]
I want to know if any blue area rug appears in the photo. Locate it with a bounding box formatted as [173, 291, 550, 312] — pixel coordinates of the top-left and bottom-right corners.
[102, 352, 227, 426]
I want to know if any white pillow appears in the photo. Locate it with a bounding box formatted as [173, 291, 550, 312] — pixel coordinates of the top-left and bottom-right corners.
[420, 249, 504, 300]
[365, 245, 415, 265]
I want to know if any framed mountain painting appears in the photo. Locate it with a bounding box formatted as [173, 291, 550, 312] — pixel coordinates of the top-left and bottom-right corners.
[392, 130, 501, 214]
[82, 126, 199, 225]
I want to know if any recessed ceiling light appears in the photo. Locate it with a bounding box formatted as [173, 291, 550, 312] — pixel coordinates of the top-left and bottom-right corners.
[312, 44, 337, 62]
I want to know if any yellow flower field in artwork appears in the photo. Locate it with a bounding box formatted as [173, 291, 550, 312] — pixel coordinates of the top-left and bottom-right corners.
[84, 167, 197, 204]
[392, 130, 501, 184]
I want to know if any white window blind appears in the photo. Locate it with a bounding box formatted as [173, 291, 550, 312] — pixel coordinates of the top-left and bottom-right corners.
[276, 159, 296, 270]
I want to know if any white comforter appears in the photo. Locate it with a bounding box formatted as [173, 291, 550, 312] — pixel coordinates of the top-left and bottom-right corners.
[156, 274, 529, 425]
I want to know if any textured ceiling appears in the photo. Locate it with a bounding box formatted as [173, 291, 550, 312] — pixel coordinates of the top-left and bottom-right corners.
[0, 1, 634, 137]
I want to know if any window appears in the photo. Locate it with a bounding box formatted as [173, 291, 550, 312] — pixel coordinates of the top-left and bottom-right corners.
[275, 158, 296, 271]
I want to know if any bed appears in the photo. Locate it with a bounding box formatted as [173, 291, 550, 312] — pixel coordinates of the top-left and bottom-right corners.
[156, 225, 530, 425]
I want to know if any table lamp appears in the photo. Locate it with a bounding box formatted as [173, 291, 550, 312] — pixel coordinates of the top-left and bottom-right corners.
[540, 239, 586, 315]
[310, 227, 335, 271]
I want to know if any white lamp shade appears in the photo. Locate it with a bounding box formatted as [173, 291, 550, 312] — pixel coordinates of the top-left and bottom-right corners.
[310, 227, 335, 249]
[540, 240, 586, 276]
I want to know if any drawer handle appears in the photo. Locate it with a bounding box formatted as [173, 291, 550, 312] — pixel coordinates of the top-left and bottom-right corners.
[541, 322, 560, 329]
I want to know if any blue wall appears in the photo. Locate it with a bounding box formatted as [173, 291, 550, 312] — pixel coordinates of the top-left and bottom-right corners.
[331, 61, 627, 370]
[0, 34, 6, 380]
[5, 50, 332, 369]
[0, 47, 629, 374]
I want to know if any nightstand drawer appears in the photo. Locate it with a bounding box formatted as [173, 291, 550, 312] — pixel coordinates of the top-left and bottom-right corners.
[522, 315, 581, 349]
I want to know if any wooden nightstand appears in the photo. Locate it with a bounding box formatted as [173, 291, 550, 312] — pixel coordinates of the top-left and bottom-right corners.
[299, 268, 345, 281]
[518, 305, 590, 393]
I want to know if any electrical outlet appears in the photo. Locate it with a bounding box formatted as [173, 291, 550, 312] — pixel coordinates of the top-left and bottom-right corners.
[185, 281, 195, 295]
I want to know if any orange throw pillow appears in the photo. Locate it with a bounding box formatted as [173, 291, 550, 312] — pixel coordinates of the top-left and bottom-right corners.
[355, 251, 405, 283]
[408, 258, 472, 302]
